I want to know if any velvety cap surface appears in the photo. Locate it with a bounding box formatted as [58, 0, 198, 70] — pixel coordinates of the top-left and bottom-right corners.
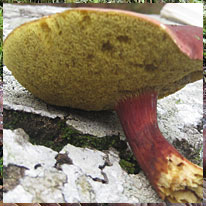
[4, 8, 202, 111]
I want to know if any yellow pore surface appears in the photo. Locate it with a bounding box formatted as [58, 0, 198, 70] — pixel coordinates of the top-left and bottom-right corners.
[157, 154, 203, 203]
[4, 9, 202, 111]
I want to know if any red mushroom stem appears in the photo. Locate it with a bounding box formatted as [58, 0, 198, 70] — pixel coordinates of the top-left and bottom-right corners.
[115, 91, 202, 203]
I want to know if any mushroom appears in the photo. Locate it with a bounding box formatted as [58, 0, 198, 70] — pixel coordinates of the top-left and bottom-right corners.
[3, 8, 203, 203]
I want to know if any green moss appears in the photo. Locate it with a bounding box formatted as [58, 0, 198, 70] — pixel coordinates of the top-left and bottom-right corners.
[61, 129, 141, 173]
[175, 99, 181, 104]
[4, 109, 140, 174]
[60, 125, 141, 173]
[63, 128, 121, 150]
[194, 145, 203, 166]
[4, 109, 68, 152]
[120, 159, 136, 174]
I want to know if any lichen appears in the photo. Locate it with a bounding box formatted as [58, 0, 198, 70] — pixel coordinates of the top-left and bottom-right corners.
[4, 109, 140, 174]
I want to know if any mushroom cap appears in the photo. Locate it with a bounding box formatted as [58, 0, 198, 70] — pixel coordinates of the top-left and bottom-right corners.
[4, 8, 202, 111]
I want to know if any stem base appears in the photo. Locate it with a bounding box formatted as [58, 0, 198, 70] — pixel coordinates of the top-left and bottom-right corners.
[115, 92, 203, 203]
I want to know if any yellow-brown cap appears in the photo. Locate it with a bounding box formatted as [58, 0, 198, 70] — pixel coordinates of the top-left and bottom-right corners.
[4, 8, 203, 111]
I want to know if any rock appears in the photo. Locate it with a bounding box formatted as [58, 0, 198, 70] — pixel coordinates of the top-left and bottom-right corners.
[160, 3, 203, 27]
[3, 4, 69, 40]
[3, 129, 161, 203]
[4, 129, 66, 202]
[158, 80, 203, 152]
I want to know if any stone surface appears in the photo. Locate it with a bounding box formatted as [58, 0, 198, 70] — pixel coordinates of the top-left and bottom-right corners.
[3, 4, 68, 40]
[3, 129, 161, 203]
[3, 3, 203, 203]
[160, 3, 203, 27]
[158, 80, 203, 151]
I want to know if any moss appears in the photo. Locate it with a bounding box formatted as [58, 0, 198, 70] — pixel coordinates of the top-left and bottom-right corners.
[4, 109, 69, 152]
[4, 109, 202, 173]
[175, 99, 181, 104]
[4, 109, 140, 174]
[120, 159, 136, 174]
[194, 145, 203, 166]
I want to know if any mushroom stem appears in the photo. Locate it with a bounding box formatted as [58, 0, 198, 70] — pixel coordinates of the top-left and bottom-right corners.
[115, 91, 203, 203]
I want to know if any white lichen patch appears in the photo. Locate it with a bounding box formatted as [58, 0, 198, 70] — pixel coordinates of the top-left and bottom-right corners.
[3, 129, 162, 203]
[4, 185, 34, 203]
[4, 129, 67, 202]
[158, 80, 203, 150]
[4, 129, 57, 169]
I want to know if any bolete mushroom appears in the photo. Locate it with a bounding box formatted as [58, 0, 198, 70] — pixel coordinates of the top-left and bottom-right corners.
[3, 8, 203, 203]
